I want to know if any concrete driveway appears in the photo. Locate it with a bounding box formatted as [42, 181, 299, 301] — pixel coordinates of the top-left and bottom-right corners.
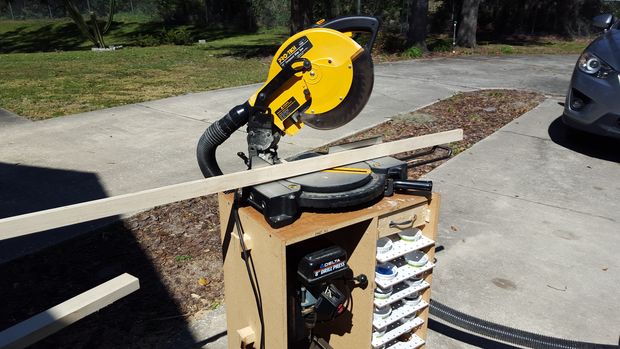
[426, 98, 620, 348]
[0, 55, 576, 260]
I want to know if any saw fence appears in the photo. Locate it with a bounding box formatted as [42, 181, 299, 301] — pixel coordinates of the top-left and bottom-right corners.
[0, 129, 462, 349]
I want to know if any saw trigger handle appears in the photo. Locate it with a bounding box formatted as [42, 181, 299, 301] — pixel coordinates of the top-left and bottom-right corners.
[394, 180, 433, 192]
[385, 179, 433, 196]
[317, 16, 380, 53]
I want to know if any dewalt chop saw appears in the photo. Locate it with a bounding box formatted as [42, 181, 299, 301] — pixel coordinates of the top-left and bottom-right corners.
[197, 16, 431, 228]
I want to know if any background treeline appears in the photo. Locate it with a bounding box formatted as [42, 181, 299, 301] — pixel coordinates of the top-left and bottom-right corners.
[1, 0, 619, 46]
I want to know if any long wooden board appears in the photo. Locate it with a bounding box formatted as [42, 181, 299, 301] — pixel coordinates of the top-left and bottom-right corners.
[0, 129, 462, 240]
[0, 273, 140, 349]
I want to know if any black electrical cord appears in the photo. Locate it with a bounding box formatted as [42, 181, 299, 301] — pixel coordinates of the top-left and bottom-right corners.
[232, 195, 266, 349]
[429, 299, 620, 349]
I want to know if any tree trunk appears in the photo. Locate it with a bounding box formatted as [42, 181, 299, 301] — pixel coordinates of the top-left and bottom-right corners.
[456, 0, 480, 48]
[290, 0, 313, 35]
[242, 0, 257, 32]
[406, 0, 429, 50]
[8, 0, 14, 19]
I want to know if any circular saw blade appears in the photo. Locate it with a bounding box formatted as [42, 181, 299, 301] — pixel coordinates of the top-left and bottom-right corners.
[299, 51, 374, 130]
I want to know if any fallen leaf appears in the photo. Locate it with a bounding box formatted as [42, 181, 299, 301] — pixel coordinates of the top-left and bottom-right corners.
[198, 277, 209, 286]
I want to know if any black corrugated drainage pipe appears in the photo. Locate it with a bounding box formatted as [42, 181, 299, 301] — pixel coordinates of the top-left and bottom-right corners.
[430, 299, 619, 349]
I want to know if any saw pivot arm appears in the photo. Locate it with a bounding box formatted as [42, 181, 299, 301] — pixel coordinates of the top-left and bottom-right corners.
[254, 58, 312, 111]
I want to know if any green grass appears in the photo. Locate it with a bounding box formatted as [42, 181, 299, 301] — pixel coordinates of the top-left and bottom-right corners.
[175, 255, 192, 262]
[0, 19, 287, 119]
[376, 34, 590, 62]
[470, 36, 591, 55]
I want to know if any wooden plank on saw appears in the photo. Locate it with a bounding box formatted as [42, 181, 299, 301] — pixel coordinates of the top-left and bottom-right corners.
[0, 273, 140, 349]
[0, 129, 463, 240]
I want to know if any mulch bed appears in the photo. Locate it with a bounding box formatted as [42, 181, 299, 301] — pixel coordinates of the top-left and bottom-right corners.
[0, 89, 544, 347]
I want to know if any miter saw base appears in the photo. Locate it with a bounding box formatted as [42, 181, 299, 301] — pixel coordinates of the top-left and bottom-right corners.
[243, 155, 430, 228]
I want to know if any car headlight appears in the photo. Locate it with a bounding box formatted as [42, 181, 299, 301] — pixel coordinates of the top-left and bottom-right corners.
[578, 52, 615, 78]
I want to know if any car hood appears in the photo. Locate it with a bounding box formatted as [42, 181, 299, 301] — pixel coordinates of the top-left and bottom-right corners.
[587, 30, 620, 71]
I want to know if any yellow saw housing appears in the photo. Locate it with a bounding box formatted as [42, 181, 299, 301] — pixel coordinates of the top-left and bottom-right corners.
[248, 28, 364, 136]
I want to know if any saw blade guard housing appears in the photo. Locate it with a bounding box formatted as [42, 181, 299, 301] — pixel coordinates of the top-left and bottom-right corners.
[196, 16, 380, 178]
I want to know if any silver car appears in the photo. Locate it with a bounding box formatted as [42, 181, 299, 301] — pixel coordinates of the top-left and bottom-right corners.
[563, 14, 620, 139]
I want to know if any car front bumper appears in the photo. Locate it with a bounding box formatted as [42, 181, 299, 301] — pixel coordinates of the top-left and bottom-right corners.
[563, 68, 620, 138]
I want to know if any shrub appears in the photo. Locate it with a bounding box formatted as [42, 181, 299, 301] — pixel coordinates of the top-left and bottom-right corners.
[500, 45, 515, 54]
[429, 38, 452, 52]
[377, 18, 406, 53]
[134, 34, 162, 47]
[133, 27, 193, 47]
[161, 28, 192, 45]
[403, 46, 424, 58]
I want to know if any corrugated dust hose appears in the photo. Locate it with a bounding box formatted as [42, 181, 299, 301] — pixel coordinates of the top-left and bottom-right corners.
[196, 102, 250, 178]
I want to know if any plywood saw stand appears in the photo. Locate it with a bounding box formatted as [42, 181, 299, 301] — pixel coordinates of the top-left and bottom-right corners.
[0, 129, 460, 349]
[218, 190, 440, 349]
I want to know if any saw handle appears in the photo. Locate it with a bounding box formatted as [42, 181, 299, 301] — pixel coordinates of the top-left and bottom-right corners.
[393, 180, 433, 192]
[317, 16, 380, 53]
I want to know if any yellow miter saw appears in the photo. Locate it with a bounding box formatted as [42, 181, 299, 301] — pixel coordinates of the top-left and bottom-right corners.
[197, 16, 379, 176]
[197, 16, 432, 227]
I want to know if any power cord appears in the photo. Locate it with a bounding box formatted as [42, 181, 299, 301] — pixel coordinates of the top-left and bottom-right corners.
[232, 193, 266, 349]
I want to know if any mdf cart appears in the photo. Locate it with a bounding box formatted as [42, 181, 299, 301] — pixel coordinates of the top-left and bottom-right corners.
[218, 192, 440, 349]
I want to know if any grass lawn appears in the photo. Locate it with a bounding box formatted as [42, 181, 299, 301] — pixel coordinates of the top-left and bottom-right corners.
[457, 36, 591, 55]
[0, 20, 288, 119]
[0, 17, 588, 120]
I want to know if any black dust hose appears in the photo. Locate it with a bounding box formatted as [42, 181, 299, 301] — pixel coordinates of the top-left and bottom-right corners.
[429, 299, 619, 349]
[196, 102, 251, 177]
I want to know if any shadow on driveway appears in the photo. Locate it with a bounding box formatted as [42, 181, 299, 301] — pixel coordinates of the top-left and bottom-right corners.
[548, 117, 620, 163]
[0, 163, 196, 348]
[0, 162, 116, 261]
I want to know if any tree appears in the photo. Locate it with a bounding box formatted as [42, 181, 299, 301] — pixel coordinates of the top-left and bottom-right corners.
[7, 0, 15, 19]
[456, 0, 480, 48]
[290, 0, 313, 34]
[406, 0, 429, 50]
[63, 0, 116, 48]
